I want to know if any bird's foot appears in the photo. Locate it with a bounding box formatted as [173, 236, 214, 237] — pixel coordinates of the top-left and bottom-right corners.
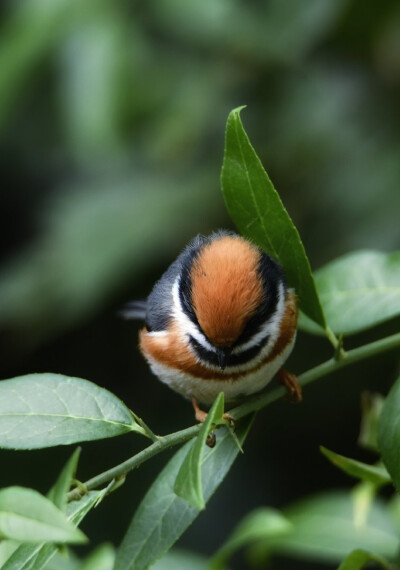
[277, 368, 302, 403]
[191, 397, 235, 426]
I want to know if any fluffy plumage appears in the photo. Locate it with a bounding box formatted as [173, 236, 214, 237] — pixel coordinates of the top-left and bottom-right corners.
[125, 231, 298, 404]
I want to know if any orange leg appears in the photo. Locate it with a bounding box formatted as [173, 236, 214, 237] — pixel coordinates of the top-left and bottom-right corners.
[277, 368, 302, 403]
[191, 397, 235, 425]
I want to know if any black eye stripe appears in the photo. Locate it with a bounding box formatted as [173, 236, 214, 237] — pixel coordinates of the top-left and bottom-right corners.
[189, 335, 269, 368]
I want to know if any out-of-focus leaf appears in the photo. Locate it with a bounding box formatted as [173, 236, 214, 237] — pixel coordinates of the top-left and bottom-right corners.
[151, 549, 211, 570]
[299, 251, 400, 335]
[174, 393, 224, 509]
[0, 172, 218, 347]
[320, 447, 391, 486]
[211, 508, 292, 570]
[47, 449, 81, 511]
[58, 4, 133, 156]
[3, 491, 102, 570]
[153, 0, 348, 63]
[249, 492, 399, 565]
[337, 549, 391, 570]
[0, 541, 20, 568]
[358, 392, 385, 452]
[0, 374, 143, 449]
[0, 487, 86, 544]
[114, 416, 253, 570]
[0, 0, 80, 128]
[79, 544, 115, 570]
[378, 376, 400, 493]
[221, 107, 326, 329]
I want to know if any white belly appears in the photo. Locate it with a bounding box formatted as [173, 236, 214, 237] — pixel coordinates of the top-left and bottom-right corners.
[146, 335, 296, 405]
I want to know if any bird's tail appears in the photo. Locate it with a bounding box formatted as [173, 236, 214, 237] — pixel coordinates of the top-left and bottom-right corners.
[119, 299, 147, 320]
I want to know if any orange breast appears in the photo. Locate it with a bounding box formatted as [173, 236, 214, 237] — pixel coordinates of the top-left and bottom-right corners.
[139, 291, 298, 381]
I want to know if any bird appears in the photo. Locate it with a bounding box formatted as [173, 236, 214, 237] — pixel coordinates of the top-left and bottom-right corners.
[122, 231, 301, 420]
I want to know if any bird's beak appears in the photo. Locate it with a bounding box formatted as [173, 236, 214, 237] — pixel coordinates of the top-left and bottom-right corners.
[217, 347, 232, 371]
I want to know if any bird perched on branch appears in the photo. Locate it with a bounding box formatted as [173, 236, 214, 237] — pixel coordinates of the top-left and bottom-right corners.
[122, 231, 301, 420]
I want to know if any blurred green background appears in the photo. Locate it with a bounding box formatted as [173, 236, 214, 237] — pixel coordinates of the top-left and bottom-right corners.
[1, 0, 400, 568]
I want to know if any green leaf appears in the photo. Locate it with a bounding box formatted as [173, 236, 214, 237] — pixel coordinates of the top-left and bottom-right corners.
[320, 446, 391, 486]
[2, 491, 102, 570]
[47, 449, 81, 511]
[221, 106, 326, 329]
[251, 491, 399, 564]
[114, 415, 254, 570]
[79, 544, 115, 570]
[0, 487, 86, 544]
[211, 507, 292, 570]
[378, 376, 400, 493]
[0, 373, 144, 449]
[151, 549, 211, 570]
[358, 392, 385, 453]
[174, 392, 224, 509]
[337, 549, 391, 570]
[299, 251, 400, 336]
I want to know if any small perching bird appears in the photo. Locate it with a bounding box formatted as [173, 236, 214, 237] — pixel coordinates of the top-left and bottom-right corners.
[122, 231, 301, 418]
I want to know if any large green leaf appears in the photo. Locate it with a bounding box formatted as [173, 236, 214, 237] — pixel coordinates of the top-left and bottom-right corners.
[114, 416, 253, 570]
[221, 106, 326, 329]
[0, 373, 144, 449]
[0, 487, 86, 544]
[2, 491, 102, 570]
[249, 492, 399, 565]
[378, 376, 400, 493]
[174, 392, 224, 509]
[337, 549, 391, 570]
[299, 251, 400, 336]
[320, 447, 391, 486]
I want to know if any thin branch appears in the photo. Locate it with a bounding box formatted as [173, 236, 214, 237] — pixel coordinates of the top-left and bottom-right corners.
[67, 331, 400, 502]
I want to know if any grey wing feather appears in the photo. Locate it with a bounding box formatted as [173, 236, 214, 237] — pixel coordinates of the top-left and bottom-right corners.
[119, 300, 148, 320]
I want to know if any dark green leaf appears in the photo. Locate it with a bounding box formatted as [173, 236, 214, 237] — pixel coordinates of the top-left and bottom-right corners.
[221, 106, 326, 329]
[211, 507, 291, 570]
[47, 449, 81, 511]
[0, 373, 144, 449]
[320, 446, 391, 486]
[115, 416, 254, 570]
[174, 393, 224, 509]
[299, 251, 400, 336]
[378, 376, 400, 493]
[0, 487, 86, 544]
[337, 549, 391, 570]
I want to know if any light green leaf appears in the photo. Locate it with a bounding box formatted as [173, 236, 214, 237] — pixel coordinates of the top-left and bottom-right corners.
[211, 507, 292, 570]
[221, 106, 326, 329]
[174, 392, 224, 509]
[337, 549, 391, 570]
[299, 251, 400, 335]
[0, 373, 144, 449]
[358, 392, 385, 453]
[79, 544, 115, 570]
[320, 447, 391, 486]
[47, 449, 81, 511]
[3, 491, 102, 570]
[378, 376, 400, 493]
[251, 491, 399, 564]
[114, 416, 254, 570]
[0, 487, 86, 544]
